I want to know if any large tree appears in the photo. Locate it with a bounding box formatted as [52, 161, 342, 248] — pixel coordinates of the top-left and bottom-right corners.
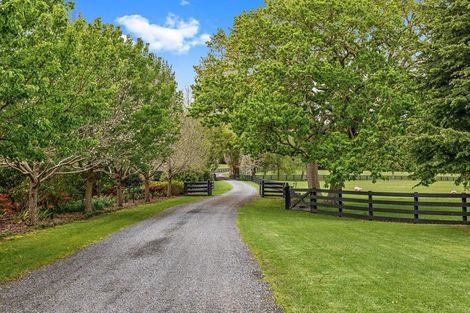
[408, 0, 470, 187]
[0, 2, 120, 224]
[0, 0, 181, 222]
[191, 0, 420, 188]
[98, 43, 181, 208]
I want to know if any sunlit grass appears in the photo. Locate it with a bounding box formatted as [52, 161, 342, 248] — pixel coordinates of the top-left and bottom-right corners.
[238, 197, 470, 313]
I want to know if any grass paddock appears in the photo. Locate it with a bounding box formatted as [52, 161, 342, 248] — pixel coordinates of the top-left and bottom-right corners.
[238, 197, 470, 313]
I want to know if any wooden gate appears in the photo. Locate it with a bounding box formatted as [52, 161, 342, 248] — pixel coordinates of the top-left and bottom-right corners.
[184, 181, 214, 196]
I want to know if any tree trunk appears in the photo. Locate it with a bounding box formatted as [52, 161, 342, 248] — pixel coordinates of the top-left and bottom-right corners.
[251, 166, 257, 177]
[167, 178, 172, 197]
[116, 173, 123, 208]
[84, 170, 94, 213]
[306, 162, 320, 189]
[232, 165, 240, 178]
[144, 175, 151, 203]
[28, 176, 39, 226]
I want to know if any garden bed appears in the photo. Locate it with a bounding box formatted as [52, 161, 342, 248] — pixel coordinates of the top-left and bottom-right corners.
[0, 197, 167, 238]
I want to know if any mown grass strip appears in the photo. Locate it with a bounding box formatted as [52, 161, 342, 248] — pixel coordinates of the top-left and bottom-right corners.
[238, 196, 470, 313]
[0, 181, 232, 283]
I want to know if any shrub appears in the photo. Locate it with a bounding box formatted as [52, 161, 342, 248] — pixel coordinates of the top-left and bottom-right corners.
[53, 196, 115, 213]
[92, 197, 115, 211]
[38, 208, 53, 220]
[173, 170, 212, 182]
[0, 194, 18, 215]
[149, 181, 184, 196]
[122, 174, 142, 188]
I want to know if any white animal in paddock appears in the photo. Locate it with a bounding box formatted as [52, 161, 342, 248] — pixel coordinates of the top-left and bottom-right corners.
[450, 190, 458, 194]
[354, 186, 363, 192]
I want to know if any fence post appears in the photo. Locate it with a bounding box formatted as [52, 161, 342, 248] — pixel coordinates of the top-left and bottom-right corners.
[208, 180, 212, 196]
[261, 180, 265, 197]
[284, 184, 291, 210]
[368, 191, 373, 220]
[338, 190, 343, 217]
[463, 194, 467, 224]
[414, 192, 419, 223]
[310, 190, 317, 213]
[184, 182, 187, 195]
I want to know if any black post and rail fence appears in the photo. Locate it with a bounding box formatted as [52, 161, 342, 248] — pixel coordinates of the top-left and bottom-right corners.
[286, 188, 470, 225]
[235, 175, 469, 225]
[183, 181, 214, 196]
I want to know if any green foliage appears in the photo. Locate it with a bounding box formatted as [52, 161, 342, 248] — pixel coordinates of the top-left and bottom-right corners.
[122, 174, 142, 189]
[0, 168, 24, 193]
[40, 174, 85, 205]
[0, 0, 182, 223]
[260, 153, 301, 176]
[206, 127, 241, 174]
[38, 208, 53, 220]
[53, 197, 116, 214]
[173, 169, 211, 182]
[191, 0, 420, 186]
[150, 181, 184, 196]
[407, 0, 470, 187]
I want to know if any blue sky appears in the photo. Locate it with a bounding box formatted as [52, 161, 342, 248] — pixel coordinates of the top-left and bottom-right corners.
[73, 0, 264, 91]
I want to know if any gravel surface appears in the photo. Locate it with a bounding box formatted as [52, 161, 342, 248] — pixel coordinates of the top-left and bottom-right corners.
[0, 180, 282, 313]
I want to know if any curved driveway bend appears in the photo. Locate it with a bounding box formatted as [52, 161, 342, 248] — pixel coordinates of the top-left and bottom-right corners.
[0, 180, 282, 313]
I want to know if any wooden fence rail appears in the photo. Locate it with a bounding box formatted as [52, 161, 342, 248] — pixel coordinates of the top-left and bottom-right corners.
[260, 181, 288, 198]
[184, 181, 214, 196]
[237, 175, 289, 198]
[287, 188, 469, 225]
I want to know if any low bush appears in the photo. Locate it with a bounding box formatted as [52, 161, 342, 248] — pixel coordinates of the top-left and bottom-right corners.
[92, 197, 116, 211]
[149, 181, 184, 196]
[0, 194, 17, 215]
[53, 196, 116, 214]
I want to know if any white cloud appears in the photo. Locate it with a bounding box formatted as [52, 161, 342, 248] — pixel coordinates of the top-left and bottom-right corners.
[116, 13, 210, 54]
[180, 0, 190, 6]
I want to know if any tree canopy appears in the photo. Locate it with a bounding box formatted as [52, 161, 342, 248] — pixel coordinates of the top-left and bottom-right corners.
[408, 0, 470, 187]
[191, 0, 420, 188]
[0, 0, 182, 224]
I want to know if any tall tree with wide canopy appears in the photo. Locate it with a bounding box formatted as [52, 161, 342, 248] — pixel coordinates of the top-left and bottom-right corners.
[132, 61, 181, 203]
[98, 42, 182, 208]
[408, 0, 470, 187]
[191, 0, 420, 188]
[0, 1, 121, 224]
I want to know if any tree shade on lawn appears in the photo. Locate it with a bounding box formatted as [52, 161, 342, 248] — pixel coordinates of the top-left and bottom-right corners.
[238, 197, 470, 313]
[0, 181, 232, 283]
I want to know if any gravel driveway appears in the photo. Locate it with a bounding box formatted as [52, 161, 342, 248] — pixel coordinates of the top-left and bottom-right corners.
[0, 180, 282, 313]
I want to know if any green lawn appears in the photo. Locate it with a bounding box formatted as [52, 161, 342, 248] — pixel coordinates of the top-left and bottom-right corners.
[238, 197, 470, 313]
[213, 180, 233, 195]
[0, 181, 232, 283]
